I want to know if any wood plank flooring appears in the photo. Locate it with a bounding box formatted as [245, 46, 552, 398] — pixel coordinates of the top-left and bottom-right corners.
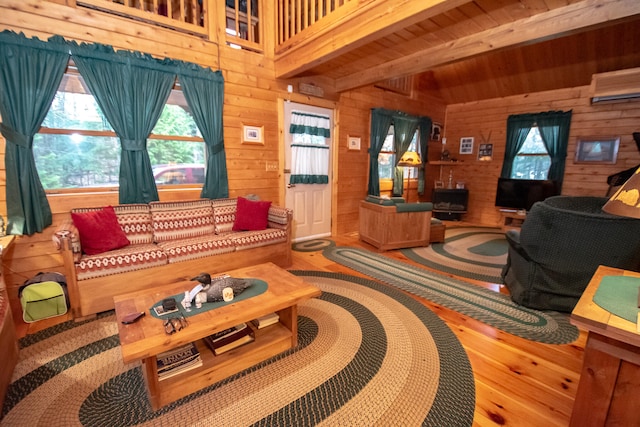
[14, 231, 585, 426]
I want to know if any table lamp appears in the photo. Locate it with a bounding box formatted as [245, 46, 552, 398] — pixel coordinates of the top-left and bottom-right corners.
[602, 166, 640, 218]
[398, 152, 422, 202]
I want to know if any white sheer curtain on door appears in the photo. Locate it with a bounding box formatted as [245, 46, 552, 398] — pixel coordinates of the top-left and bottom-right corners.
[289, 111, 330, 184]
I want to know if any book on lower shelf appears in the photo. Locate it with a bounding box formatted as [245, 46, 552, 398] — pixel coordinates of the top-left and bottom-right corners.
[251, 312, 280, 329]
[157, 342, 202, 380]
[203, 323, 255, 356]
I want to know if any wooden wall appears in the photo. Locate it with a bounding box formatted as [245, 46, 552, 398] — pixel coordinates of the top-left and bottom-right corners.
[442, 87, 640, 226]
[0, 1, 444, 316]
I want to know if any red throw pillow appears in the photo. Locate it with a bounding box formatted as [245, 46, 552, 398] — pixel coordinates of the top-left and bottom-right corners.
[71, 206, 130, 255]
[232, 197, 272, 231]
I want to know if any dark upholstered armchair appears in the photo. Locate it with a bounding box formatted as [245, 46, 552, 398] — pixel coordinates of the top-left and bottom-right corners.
[502, 196, 640, 312]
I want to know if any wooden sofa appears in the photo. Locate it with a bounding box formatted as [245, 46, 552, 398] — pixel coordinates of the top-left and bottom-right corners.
[359, 196, 433, 251]
[54, 198, 292, 318]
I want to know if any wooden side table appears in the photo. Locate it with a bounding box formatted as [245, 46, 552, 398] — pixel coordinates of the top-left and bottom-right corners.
[499, 209, 526, 232]
[569, 265, 640, 427]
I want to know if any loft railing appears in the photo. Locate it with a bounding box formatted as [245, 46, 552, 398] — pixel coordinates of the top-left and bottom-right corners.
[277, 0, 352, 45]
[78, 0, 207, 36]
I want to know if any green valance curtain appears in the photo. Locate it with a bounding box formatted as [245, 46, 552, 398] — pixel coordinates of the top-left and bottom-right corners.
[367, 108, 431, 197]
[0, 31, 228, 233]
[289, 111, 330, 184]
[0, 32, 69, 235]
[178, 66, 228, 199]
[70, 43, 175, 204]
[501, 110, 572, 190]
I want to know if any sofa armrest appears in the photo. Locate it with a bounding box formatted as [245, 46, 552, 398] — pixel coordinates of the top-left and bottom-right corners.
[53, 219, 82, 263]
[267, 205, 293, 230]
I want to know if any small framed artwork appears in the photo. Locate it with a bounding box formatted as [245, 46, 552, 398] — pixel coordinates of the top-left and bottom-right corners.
[434, 180, 444, 189]
[242, 124, 264, 145]
[431, 122, 442, 141]
[478, 143, 493, 161]
[348, 136, 361, 151]
[459, 137, 474, 155]
[575, 136, 620, 164]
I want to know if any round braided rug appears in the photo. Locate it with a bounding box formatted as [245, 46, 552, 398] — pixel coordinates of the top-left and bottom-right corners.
[402, 226, 508, 284]
[1, 271, 475, 427]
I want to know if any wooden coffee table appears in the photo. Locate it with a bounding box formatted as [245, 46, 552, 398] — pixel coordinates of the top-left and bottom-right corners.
[113, 262, 321, 410]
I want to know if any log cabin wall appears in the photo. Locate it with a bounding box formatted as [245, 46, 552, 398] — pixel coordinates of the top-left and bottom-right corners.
[442, 87, 640, 226]
[0, 1, 444, 313]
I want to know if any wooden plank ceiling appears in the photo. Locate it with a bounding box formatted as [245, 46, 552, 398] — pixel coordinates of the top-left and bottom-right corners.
[274, 0, 640, 104]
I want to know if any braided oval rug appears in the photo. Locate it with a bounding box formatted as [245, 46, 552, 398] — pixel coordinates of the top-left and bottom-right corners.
[322, 246, 579, 345]
[1, 271, 475, 427]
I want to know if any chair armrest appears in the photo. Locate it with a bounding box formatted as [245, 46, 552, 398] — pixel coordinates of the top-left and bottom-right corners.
[505, 229, 532, 262]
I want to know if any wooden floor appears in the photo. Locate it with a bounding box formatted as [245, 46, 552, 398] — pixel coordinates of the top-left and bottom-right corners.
[14, 231, 586, 427]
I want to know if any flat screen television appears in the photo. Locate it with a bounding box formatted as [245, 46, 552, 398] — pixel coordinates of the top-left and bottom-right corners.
[494, 178, 560, 211]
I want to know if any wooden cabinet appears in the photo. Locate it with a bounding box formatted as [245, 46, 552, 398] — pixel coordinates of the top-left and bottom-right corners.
[358, 201, 432, 251]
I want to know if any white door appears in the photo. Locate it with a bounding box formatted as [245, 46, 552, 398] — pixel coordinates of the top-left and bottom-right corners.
[284, 102, 333, 243]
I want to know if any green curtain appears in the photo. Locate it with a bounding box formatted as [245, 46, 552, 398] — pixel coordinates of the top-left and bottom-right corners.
[0, 32, 69, 235]
[70, 43, 175, 204]
[178, 65, 228, 199]
[417, 117, 432, 195]
[367, 108, 393, 196]
[500, 114, 536, 178]
[537, 110, 572, 191]
[501, 111, 572, 189]
[392, 115, 419, 196]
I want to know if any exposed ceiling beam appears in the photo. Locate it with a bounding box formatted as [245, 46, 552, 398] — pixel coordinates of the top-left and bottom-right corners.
[274, 0, 471, 79]
[335, 0, 640, 92]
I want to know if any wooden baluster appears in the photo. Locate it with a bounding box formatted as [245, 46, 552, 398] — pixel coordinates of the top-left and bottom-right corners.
[310, 0, 315, 25]
[246, 0, 252, 43]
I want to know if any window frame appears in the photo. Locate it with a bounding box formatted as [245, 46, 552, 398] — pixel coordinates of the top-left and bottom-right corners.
[35, 69, 206, 194]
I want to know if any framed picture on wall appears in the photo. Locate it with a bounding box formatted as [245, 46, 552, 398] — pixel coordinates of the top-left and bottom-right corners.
[574, 136, 620, 164]
[348, 136, 361, 151]
[242, 124, 264, 145]
[459, 137, 474, 155]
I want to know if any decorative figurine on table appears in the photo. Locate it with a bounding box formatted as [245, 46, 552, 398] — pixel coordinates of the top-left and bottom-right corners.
[190, 272, 251, 305]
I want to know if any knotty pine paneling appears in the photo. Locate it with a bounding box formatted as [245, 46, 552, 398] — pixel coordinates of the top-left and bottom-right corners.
[444, 86, 640, 226]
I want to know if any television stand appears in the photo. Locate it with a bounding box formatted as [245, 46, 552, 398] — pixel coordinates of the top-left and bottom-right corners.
[500, 209, 526, 232]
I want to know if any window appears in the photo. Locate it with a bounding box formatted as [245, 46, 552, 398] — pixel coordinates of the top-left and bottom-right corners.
[34, 73, 205, 190]
[378, 125, 419, 180]
[510, 126, 551, 180]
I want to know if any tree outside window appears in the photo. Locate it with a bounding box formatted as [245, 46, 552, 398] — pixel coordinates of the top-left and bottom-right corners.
[378, 125, 419, 181]
[34, 74, 205, 190]
[511, 126, 551, 180]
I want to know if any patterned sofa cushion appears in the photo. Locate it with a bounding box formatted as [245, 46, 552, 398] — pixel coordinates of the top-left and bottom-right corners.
[76, 244, 168, 281]
[150, 200, 215, 242]
[228, 228, 288, 251]
[113, 204, 155, 245]
[211, 198, 237, 234]
[157, 234, 236, 264]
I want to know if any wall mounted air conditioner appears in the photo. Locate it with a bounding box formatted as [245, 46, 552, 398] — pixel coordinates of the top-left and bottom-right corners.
[590, 67, 640, 104]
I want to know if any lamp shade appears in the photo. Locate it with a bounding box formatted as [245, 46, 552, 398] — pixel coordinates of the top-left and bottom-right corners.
[398, 151, 422, 166]
[602, 166, 640, 218]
